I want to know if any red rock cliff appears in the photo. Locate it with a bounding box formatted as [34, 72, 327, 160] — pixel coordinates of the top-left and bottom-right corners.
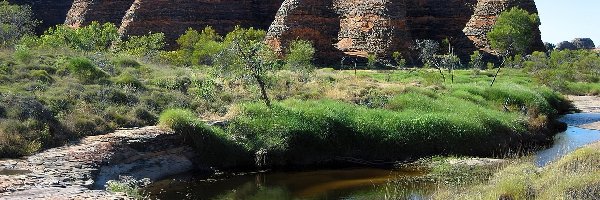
[116, 0, 284, 47]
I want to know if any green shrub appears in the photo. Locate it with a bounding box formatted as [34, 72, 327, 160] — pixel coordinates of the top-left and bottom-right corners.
[29, 70, 54, 83]
[132, 107, 157, 125]
[0, 2, 39, 47]
[37, 22, 119, 51]
[113, 73, 144, 89]
[158, 109, 199, 130]
[66, 57, 108, 83]
[284, 40, 315, 73]
[13, 45, 34, 65]
[105, 176, 149, 199]
[115, 33, 165, 58]
[111, 57, 141, 68]
[158, 109, 252, 167]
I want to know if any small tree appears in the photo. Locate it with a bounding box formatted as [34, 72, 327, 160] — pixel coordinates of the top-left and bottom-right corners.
[216, 26, 277, 107]
[487, 7, 540, 86]
[413, 39, 446, 82]
[285, 39, 315, 80]
[0, 1, 38, 47]
[413, 39, 440, 67]
[175, 27, 224, 66]
[392, 51, 406, 69]
[35, 22, 119, 52]
[544, 42, 555, 53]
[469, 50, 484, 70]
[386, 52, 407, 82]
[367, 53, 377, 69]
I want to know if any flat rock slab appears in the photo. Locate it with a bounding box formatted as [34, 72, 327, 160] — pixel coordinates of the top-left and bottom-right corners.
[568, 96, 600, 130]
[0, 126, 195, 199]
[568, 95, 600, 113]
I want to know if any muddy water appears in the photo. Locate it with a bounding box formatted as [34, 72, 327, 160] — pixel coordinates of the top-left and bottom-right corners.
[146, 113, 600, 199]
[144, 168, 433, 200]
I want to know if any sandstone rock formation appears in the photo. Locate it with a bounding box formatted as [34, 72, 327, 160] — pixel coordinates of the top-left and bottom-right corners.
[267, 0, 544, 63]
[556, 41, 578, 51]
[14, 0, 545, 62]
[571, 38, 596, 50]
[116, 0, 284, 47]
[65, 0, 134, 28]
[0, 127, 196, 199]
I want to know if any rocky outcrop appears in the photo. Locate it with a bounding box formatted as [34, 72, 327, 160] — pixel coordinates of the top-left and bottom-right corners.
[463, 0, 545, 54]
[65, 0, 134, 28]
[556, 41, 578, 51]
[267, 0, 544, 62]
[0, 126, 195, 199]
[571, 38, 596, 50]
[15, 0, 545, 62]
[117, 0, 284, 47]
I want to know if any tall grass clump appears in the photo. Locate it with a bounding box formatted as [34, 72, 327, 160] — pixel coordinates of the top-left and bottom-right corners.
[66, 57, 108, 83]
[226, 98, 532, 167]
[158, 109, 251, 168]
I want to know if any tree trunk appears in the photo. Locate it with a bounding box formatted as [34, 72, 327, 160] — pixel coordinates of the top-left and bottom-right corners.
[254, 74, 271, 108]
[490, 56, 507, 87]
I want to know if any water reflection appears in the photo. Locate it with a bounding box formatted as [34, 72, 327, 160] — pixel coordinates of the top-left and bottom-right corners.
[535, 113, 600, 167]
[144, 168, 433, 200]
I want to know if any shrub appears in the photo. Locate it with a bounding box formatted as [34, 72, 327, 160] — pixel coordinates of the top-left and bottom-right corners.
[113, 73, 143, 89]
[116, 33, 165, 58]
[13, 45, 34, 65]
[0, 1, 39, 47]
[105, 176, 150, 199]
[158, 108, 199, 130]
[111, 57, 141, 68]
[66, 57, 108, 83]
[175, 27, 224, 66]
[158, 109, 252, 167]
[36, 22, 119, 51]
[284, 40, 315, 73]
[29, 69, 54, 83]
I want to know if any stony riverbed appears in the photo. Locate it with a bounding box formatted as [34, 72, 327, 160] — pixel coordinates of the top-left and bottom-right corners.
[0, 126, 195, 199]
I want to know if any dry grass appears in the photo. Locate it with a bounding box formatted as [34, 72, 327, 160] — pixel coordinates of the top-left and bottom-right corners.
[433, 142, 600, 200]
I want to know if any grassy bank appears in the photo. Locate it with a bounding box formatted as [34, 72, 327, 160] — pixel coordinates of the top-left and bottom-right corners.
[159, 81, 570, 168]
[433, 142, 600, 199]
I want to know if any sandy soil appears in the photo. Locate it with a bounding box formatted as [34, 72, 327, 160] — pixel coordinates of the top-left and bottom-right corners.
[568, 95, 600, 130]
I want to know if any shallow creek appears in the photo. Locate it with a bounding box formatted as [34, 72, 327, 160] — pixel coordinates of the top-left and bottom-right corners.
[145, 113, 600, 200]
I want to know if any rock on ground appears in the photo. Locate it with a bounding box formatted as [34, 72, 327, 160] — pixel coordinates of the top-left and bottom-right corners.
[0, 126, 195, 199]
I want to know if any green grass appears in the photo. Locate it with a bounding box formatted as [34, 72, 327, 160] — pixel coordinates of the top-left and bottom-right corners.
[156, 81, 567, 168]
[434, 142, 600, 199]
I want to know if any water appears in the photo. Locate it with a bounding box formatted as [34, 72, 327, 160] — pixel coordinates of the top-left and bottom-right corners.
[144, 168, 433, 200]
[146, 113, 600, 199]
[534, 113, 600, 166]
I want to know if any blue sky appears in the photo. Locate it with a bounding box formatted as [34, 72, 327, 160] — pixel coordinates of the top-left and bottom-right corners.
[535, 0, 599, 46]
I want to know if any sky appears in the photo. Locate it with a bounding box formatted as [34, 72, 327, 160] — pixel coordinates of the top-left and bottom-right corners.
[535, 0, 600, 46]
